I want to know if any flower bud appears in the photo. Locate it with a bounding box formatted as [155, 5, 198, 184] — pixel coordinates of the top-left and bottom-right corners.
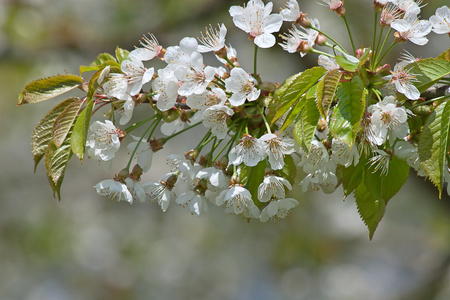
[198, 155, 208, 167]
[161, 108, 181, 123]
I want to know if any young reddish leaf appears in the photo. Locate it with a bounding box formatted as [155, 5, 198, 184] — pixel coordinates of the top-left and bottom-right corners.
[18, 74, 84, 105]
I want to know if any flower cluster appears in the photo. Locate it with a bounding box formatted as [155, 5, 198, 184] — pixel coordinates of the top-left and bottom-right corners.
[85, 0, 450, 222]
[21, 0, 450, 235]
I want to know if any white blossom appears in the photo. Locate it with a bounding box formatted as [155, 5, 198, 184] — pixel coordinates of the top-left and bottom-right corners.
[257, 175, 292, 203]
[259, 133, 295, 170]
[430, 6, 450, 35]
[279, 19, 320, 57]
[225, 67, 260, 106]
[127, 136, 153, 172]
[174, 53, 215, 96]
[260, 198, 298, 222]
[121, 58, 154, 96]
[95, 179, 133, 204]
[368, 96, 410, 145]
[229, 134, 266, 167]
[229, 0, 283, 48]
[87, 120, 121, 166]
[280, 0, 302, 22]
[386, 62, 420, 100]
[391, 11, 432, 46]
[186, 87, 227, 114]
[316, 0, 344, 11]
[153, 68, 179, 111]
[216, 185, 260, 218]
[129, 33, 163, 61]
[202, 105, 234, 139]
[144, 173, 177, 212]
[330, 139, 359, 167]
[318, 55, 340, 70]
[368, 149, 391, 175]
[103, 73, 130, 100]
[394, 141, 425, 176]
[198, 24, 227, 53]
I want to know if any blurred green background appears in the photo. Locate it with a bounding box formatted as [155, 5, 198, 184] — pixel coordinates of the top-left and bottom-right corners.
[2, 0, 450, 299]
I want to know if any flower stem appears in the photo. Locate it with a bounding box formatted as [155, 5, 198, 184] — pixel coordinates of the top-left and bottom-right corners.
[342, 15, 356, 55]
[409, 95, 450, 109]
[310, 26, 348, 55]
[375, 41, 396, 67]
[253, 44, 258, 75]
[124, 115, 157, 134]
[310, 48, 334, 57]
[374, 27, 392, 67]
[258, 106, 272, 134]
[125, 120, 156, 171]
[163, 122, 202, 143]
[371, 12, 379, 70]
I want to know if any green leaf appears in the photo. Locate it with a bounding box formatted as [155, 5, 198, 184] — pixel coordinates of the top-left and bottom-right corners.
[365, 156, 410, 203]
[45, 139, 73, 200]
[316, 69, 342, 119]
[355, 182, 386, 240]
[271, 67, 326, 124]
[340, 157, 365, 198]
[293, 96, 320, 153]
[71, 100, 94, 161]
[52, 98, 83, 147]
[240, 161, 267, 207]
[355, 155, 410, 239]
[80, 53, 119, 74]
[116, 46, 130, 63]
[418, 101, 450, 197]
[31, 98, 77, 172]
[18, 74, 84, 105]
[275, 156, 297, 187]
[410, 58, 450, 93]
[436, 47, 450, 62]
[80, 60, 120, 74]
[335, 55, 359, 72]
[329, 76, 367, 147]
[278, 94, 307, 133]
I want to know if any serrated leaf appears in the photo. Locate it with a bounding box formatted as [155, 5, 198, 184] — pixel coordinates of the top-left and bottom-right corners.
[18, 74, 84, 105]
[31, 98, 77, 171]
[316, 69, 342, 119]
[354, 182, 386, 240]
[71, 100, 94, 161]
[45, 139, 73, 200]
[436, 47, 450, 62]
[355, 155, 410, 239]
[365, 156, 410, 203]
[335, 55, 359, 72]
[329, 76, 367, 147]
[410, 58, 450, 93]
[293, 96, 320, 153]
[271, 67, 326, 124]
[279, 94, 307, 133]
[80, 60, 120, 74]
[341, 156, 365, 198]
[418, 101, 450, 197]
[52, 98, 83, 147]
[116, 47, 130, 63]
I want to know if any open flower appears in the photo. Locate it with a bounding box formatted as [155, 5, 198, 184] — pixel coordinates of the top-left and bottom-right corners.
[225, 67, 260, 106]
[259, 133, 295, 170]
[130, 33, 163, 61]
[229, 0, 283, 48]
[229, 134, 266, 167]
[216, 185, 260, 218]
[391, 12, 432, 45]
[280, 0, 303, 23]
[430, 6, 450, 35]
[95, 179, 133, 204]
[152, 68, 179, 111]
[202, 105, 234, 139]
[127, 136, 153, 172]
[386, 62, 420, 100]
[368, 96, 410, 145]
[144, 173, 177, 212]
[279, 19, 320, 57]
[260, 198, 298, 222]
[121, 58, 154, 96]
[87, 120, 121, 164]
[257, 175, 292, 203]
[198, 24, 227, 53]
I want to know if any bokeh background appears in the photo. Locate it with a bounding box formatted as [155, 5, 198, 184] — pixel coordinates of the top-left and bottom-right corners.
[2, 0, 450, 299]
